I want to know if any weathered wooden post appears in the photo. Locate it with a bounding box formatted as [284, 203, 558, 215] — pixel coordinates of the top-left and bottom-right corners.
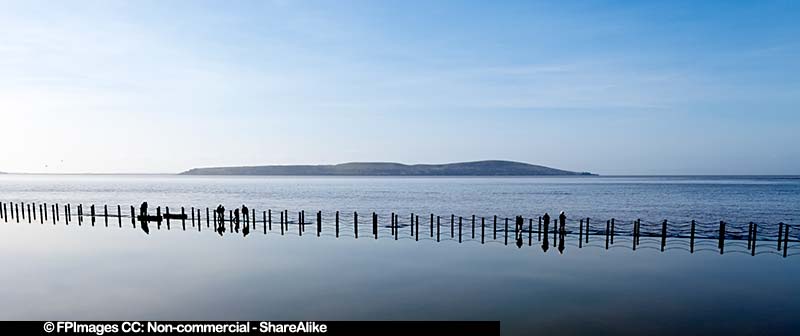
[317, 211, 322, 237]
[430, 214, 434, 237]
[191, 207, 195, 227]
[51, 204, 56, 225]
[335, 211, 339, 237]
[690, 220, 696, 253]
[458, 216, 462, 243]
[481, 217, 485, 244]
[528, 218, 533, 246]
[181, 207, 186, 230]
[783, 224, 789, 258]
[268, 209, 272, 232]
[719, 220, 725, 254]
[27, 203, 31, 223]
[78, 204, 82, 226]
[90, 204, 95, 226]
[301, 210, 305, 234]
[373, 212, 378, 239]
[751, 223, 757, 256]
[279, 211, 285, 235]
[104, 204, 109, 227]
[196, 209, 201, 232]
[299, 211, 303, 236]
[165, 207, 170, 230]
[117, 205, 121, 227]
[450, 214, 455, 239]
[207, 208, 210, 228]
[410, 213, 414, 236]
[605, 220, 610, 250]
[504, 217, 509, 246]
[20, 202, 25, 221]
[472, 215, 476, 239]
[661, 220, 667, 252]
[538, 216, 542, 241]
[55, 203, 59, 222]
[586, 218, 590, 243]
[778, 223, 784, 251]
[394, 213, 399, 240]
[130, 206, 135, 227]
[579, 219, 584, 249]
[65, 204, 70, 225]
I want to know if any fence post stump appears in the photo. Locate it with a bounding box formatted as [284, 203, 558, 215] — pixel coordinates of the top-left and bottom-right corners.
[504, 218, 509, 246]
[719, 220, 725, 254]
[354, 211, 358, 238]
[751, 223, 757, 256]
[690, 220, 696, 253]
[335, 211, 339, 237]
[661, 220, 667, 252]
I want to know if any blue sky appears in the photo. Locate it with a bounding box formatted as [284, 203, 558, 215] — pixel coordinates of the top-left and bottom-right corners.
[0, 0, 798, 174]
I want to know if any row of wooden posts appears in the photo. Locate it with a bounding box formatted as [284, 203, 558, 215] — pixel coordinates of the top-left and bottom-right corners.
[0, 201, 794, 257]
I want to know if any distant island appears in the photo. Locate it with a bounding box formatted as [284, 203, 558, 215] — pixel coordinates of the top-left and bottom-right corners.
[180, 160, 595, 176]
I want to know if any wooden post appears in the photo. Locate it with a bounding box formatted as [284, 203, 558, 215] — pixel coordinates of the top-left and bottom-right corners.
[335, 211, 339, 237]
[65, 204, 70, 225]
[51, 204, 56, 225]
[538, 216, 542, 241]
[504, 217, 509, 246]
[458, 216, 462, 243]
[268, 209, 272, 231]
[390, 212, 395, 236]
[90, 204, 95, 226]
[21, 202, 25, 221]
[301, 210, 305, 234]
[130, 206, 135, 227]
[27, 203, 31, 223]
[197, 209, 201, 232]
[207, 208, 210, 228]
[472, 215, 476, 239]
[78, 205, 82, 226]
[317, 211, 322, 237]
[751, 223, 757, 256]
[778, 223, 784, 251]
[690, 220, 696, 253]
[481, 217, 485, 244]
[191, 207, 195, 227]
[181, 207, 186, 231]
[719, 220, 725, 254]
[353, 211, 358, 238]
[783, 224, 789, 258]
[299, 211, 303, 236]
[528, 218, 533, 246]
[436, 216, 440, 242]
[579, 219, 584, 248]
[117, 205, 121, 227]
[42, 202, 46, 221]
[55, 203, 59, 222]
[165, 207, 170, 230]
[430, 214, 434, 237]
[605, 220, 610, 250]
[586, 218, 590, 243]
[103, 205, 108, 227]
[410, 213, 414, 237]
[661, 220, 667, 252]
[450, 214, 455, 238]
[373, 212, 377, 239]
[280, 211, 285, 235]
[394, 213, 398, 241]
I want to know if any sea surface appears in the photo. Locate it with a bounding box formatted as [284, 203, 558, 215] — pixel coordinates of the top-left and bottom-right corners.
[0, 174, 798, 335]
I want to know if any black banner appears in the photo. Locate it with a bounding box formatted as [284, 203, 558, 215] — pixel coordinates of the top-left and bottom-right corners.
[6, 321, 500, 336]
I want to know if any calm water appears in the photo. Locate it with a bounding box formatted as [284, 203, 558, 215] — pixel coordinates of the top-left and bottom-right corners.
[0, 175, 798, 335]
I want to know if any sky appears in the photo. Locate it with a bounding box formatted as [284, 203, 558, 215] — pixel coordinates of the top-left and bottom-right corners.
[0, 0, 798, 175]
